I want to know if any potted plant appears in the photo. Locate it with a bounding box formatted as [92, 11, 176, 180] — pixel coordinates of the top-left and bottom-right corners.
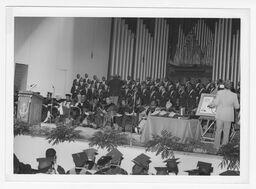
[88, 127, 128, 151]
[145, 130, 183, 159]
[218, 132, 240, 171]
[46, 121, 82, 145]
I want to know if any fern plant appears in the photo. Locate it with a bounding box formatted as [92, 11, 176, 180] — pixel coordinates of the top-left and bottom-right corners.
[218, 133, 240, 171]
[145, 130, 183, 159]
[46, 122, 82, 145]
[88, 128, 128, 151]
[14, 119, 30, 136]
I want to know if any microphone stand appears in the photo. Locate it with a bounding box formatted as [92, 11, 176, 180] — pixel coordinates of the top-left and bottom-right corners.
[50, 85, 55, 124]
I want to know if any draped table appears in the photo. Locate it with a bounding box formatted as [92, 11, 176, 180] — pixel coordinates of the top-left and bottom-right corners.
[140, 116, 202, 143]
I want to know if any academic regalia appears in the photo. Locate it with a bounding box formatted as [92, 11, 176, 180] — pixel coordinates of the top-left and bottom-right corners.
[67, 152, 90, 174]
[141, 88, 150, 105]
[36, 157, 55, 174]
[188, 89, 197, 111]
[219, 170, 239, 176]
[164, 158, 180, 175]
[179, 90, 188, 108]
[71, 84, 80, 99]
[159, 90, 168, 107]
[155, 167, 169, 175]
[14, 154, 38, 174]
[132, 153, 151, 175]
[105, 165, 128, 175]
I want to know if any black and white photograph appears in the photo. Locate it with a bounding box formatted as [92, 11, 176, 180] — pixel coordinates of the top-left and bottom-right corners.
[1, 1, 255, 188]
[12, 16, 242, 176]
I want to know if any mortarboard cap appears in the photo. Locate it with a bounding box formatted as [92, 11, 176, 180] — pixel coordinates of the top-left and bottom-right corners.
[155, 167, 169, 175]
[132, 153, 151, 170]
[72, 152, 88, 167]
[97, 156, 112, 167]
[164, 158, 180, 166]
[36, 157, 54, 170]
[219, 170, 240, 176]
[83, 148, 98, 162]
[197, 161, 213, 174]
[105, 148, 123, 165]
[185, 169, 201, 175]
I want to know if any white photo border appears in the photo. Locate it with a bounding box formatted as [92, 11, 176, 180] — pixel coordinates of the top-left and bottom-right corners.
[1, 1, 254, 189]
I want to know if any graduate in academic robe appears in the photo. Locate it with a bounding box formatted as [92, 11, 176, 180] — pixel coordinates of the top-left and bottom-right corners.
[187, 86, 197, 111]
[73, 74, 82, 85]
[104, 149, 128, 175]
[71, 81, 80, 99]
[141, 86, 150, 106]
[178, 85, 188, 109]
[94, 156, 113, 174]
[159, 87, 168, 107]
[132, 153, 151, 175]
[14, 154, 38, 174]
[67, 152, 92, 174]
[45, 148, 65, 174]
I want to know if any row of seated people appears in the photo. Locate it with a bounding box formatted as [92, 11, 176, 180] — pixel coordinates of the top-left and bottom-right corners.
[14, 148, 217, 175]
[42, 75, 240, 130]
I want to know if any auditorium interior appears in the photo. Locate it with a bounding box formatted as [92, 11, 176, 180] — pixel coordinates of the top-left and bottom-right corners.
[13, 17, 241, 175]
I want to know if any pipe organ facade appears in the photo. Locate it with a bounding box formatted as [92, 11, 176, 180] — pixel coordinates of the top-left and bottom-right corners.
[109, 18, 169, 81]
[108, 18, 240, 86]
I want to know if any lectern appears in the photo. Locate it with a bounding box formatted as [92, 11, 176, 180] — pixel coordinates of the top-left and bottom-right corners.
[17, 91, 44, 125]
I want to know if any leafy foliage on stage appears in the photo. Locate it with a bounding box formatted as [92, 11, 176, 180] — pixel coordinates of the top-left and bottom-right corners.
[14, 119, 30, 136]
[145, 130, 216, 159]
[145, 130, 182, 159]
[46, 122, 82, 145]
[88, 127, 128, 152]
[218, 132, 240, 171]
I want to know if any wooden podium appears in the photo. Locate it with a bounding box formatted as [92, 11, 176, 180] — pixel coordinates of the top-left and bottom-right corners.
[17, 91, 44, 125]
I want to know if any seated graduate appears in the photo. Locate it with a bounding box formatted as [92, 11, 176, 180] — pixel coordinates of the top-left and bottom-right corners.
[132, 153, 151, 175]
[71, 80, 80, 100]
[104, 148, 128, 175]
[67, 151, 92, 174]
[185, 161, 213, 176]
[58, 93, 72, 118]
[14, 154, 38, 174]
[82, 148, 99, 174]
[94, 156, 113, 174]
[154, 167, 169, 175]
[36, 157, 56, 174]
[45, 148, 65, 174]
[164, 158, 180, 175]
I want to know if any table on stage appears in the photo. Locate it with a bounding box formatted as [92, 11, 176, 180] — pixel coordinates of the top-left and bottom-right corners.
[140, 116, 202, 143]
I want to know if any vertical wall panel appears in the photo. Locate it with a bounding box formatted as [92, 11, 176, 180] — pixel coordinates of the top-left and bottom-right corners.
[226, 19, 232, 80]
[163, 22, 169, 79]
[129, 34, 134, 77]
[134, 19, 140, 79]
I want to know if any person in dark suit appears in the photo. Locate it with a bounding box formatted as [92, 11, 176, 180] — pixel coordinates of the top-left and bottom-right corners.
[73, 74, 82, 85]
[108, 75, 124, 105]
